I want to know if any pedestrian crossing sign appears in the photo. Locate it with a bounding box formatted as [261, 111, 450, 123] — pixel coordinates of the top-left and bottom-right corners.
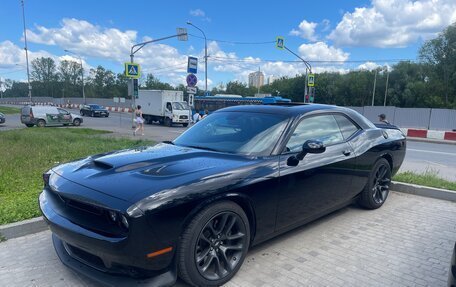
[125, 62, 141, 78]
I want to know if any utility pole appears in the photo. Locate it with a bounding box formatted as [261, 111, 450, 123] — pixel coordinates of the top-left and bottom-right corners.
[21, 0, 32, 103]
[383, 68, 389, 106]
[371, 69, 378, 106]
[64, 50, 85, 104]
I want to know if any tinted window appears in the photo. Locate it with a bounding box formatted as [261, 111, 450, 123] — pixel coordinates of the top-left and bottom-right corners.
[286, 115, 344, 152]
[174, 111, 288, 156]
[334, 114, 360, 140]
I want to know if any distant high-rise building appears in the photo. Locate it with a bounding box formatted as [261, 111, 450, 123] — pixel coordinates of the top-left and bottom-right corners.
[248, 71, 264, 88]
[267, 75, 275, 85]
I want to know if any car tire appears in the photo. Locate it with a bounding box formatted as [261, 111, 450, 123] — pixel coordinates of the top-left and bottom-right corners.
[164, 117, 172, 127]
[37, 120, 46, 128]
[91, 111, 95, 117]
[80, 110, 84, 116]
[183, 123, 189, 127]
[73, 119, 81, 126]
[25, 124, 34, 127]
[358, 158, 391, 209]
[178, 201, 250, 287]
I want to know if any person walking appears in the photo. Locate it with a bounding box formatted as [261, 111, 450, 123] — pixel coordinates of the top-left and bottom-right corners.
[192, 111, 201, 124]
[134, 105, 144, 136]
[378, 113, 390, 125]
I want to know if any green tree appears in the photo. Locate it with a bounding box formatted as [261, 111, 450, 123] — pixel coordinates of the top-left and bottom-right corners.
[30, 57, 58, 97]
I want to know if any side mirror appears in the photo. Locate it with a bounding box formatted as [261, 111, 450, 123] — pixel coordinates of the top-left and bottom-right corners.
[287, 140, 326, 166]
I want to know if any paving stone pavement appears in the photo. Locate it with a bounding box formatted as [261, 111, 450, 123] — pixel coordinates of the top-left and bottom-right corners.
[1, 191, 455, 287]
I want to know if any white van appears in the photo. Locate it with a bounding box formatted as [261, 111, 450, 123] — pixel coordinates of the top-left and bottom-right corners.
[20, 105, 83, 127]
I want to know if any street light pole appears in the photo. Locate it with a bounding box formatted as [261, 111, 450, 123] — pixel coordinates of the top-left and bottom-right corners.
[187, 22, 207, 94]
[128, 29, 188, 127]
[283, 46, 312, 102]
[21, 0, 32, 103]
[64, 50, 85, 104]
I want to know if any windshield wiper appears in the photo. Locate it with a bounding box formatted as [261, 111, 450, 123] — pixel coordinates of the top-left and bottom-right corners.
[183, 145, 220, 152]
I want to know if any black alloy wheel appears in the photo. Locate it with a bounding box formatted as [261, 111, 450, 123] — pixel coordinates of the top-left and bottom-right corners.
[179, 201, 250, 287]
[358, 158, 391, 209]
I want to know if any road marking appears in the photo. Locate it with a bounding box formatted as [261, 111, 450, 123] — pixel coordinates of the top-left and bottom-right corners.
[423, 160, 447, 168]
[407, 148, 456, 156]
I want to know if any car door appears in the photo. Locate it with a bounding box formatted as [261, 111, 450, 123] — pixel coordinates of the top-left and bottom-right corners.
[276, 113, 358, 231]
[57, 108, 72, 124]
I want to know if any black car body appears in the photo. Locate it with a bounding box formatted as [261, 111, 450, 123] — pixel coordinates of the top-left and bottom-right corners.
[40, 104, 406, 286]
[450, 242, 456, 287]
[80, 104, 109, 117]
[0, 112, 5, 124]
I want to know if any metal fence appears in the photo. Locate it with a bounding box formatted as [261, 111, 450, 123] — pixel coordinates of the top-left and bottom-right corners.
[1, 97, 455, 131]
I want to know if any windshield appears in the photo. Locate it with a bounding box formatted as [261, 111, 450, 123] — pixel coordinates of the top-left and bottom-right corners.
[172, 102, 189, 110]
[173, 111, 289, 156]
[90, 105, 103, 109]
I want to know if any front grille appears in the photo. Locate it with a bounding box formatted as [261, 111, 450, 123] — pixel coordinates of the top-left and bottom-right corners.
[47, 188, 128, 237]
[65, 243, 154, 279]
[179, 115, 188, 119]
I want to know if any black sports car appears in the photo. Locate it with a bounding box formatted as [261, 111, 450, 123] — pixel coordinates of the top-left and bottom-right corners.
[40, 103, 406, 287]
[80, 104, 109, 117]
[0, 112, 5, 124]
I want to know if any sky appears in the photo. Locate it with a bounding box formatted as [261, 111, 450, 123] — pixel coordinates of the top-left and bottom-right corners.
[1, 0, 456, 90]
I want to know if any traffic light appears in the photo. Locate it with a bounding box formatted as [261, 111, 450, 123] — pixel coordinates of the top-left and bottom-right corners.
[133, 79, 139, 99]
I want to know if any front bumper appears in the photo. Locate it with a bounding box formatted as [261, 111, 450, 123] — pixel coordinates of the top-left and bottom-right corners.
[52, 234, 176, 287]
[39, 186, 177, 286]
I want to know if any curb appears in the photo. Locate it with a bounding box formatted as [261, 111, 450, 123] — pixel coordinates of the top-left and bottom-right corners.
[0, 217, 47, 240]
[1, 182, 456, 241]
[406, 137, 456, 145]
[391, 181, 456, 202]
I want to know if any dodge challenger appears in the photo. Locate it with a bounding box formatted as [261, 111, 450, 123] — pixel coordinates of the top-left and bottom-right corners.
[39, 103, 406, 286]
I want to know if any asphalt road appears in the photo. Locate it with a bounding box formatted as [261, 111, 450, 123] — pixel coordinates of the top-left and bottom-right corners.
[1, 107, 455, 181]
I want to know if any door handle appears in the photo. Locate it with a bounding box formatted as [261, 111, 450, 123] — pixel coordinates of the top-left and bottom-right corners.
[343, 150, 351, 156]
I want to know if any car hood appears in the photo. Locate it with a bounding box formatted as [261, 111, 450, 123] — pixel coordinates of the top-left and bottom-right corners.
[51, 143, 271, 204]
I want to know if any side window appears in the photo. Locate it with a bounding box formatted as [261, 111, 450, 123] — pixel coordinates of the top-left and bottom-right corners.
[57, 108, 68, 115]
[285, 115, 344, 152]
[334, 114, 360, 140]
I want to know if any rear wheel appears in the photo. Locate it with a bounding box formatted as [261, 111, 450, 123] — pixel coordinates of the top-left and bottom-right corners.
[37, 120, 46, 128]
[358, 158, 391, 209]
[80, 110, 84, 116]
[164, 117, 172, 127]
[178, 201, 250, 287]
[73, 118, 81, 126]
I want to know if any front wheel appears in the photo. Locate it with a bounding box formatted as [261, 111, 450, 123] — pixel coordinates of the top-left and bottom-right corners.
[37, 120, 46, 128]
[178, 201, 250, 287]
[358, 158, 391, 209]
[73, 118, 81, 126]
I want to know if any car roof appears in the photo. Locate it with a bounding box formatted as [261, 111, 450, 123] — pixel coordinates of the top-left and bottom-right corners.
[214, 103, 375, 129]
[216, 103, 340, 116]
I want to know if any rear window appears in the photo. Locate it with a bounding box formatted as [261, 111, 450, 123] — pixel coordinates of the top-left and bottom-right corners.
[21, 107, 31, 115]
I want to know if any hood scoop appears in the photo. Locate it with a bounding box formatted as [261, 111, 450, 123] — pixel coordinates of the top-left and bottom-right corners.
[92, 160, 113, 170]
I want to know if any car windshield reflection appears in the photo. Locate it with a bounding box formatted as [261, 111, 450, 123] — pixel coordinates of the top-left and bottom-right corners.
[173, 111, 288, 156]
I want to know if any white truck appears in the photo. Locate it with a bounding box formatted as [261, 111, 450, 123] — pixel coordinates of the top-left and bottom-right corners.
[136, 90, 191, 127]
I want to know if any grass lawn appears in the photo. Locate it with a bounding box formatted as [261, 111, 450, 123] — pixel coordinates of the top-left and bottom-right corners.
[394, 171, 456, 191]
[0, 128, 154, 225]
[0, 106, 20, 114]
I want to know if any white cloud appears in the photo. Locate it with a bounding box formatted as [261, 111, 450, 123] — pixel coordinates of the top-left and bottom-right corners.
[328, 0, 456, 47]
[357, 61, 381, 70]
[189, 9, 211, 21]
[289, 20, 318, 41]
[0, 40, 56, 69]
[298, 42, 349, 62]
[190, 9, 205, 17]
[27, 18, 136, 61]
